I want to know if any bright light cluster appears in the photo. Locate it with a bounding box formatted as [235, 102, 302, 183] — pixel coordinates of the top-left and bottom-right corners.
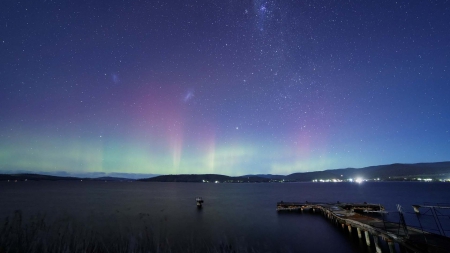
[312, 177, 366, 183]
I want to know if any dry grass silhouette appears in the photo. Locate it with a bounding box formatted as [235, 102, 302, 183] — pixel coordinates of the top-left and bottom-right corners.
[0, 210, 264, 253]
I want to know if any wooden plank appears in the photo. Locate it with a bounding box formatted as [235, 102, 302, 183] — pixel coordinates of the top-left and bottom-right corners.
[277, 201, 450, 253]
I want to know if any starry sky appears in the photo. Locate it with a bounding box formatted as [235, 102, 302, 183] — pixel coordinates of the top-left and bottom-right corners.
[1, 0, 449, 176]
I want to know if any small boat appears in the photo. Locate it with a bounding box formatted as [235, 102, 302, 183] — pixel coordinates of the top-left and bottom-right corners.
[196, 197, 204, 208]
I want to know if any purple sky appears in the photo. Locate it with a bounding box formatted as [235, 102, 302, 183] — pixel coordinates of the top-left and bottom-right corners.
[1, 0, 449, 176]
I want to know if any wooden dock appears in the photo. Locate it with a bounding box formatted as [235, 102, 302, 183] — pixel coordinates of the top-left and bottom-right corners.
[277, 201, 450, 253]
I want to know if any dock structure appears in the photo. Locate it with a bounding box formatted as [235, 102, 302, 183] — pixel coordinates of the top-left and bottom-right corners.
[277, 201, 450, 253]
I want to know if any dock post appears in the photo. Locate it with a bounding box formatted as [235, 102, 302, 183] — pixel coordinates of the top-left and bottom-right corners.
[341, 223, 345, 229]
[347, 225, 352, 233]
[364, 231, 371, 246]
[387, 240, 395, 253]
[373, 235, 382, 253]
[357, 227, 362, 239]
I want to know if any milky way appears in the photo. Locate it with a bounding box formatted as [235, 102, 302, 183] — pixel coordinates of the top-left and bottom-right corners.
[1, 0, 449, 176]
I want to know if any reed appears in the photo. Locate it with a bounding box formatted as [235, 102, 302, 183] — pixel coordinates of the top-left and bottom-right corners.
[0, 211, 262, 253]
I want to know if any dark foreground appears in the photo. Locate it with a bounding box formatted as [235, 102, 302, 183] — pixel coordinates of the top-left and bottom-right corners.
[0, 210, 261, 253]
[1, 181, 450, 253]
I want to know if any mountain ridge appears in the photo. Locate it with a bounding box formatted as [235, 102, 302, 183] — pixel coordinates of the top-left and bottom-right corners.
[141, 161, 450, 182]
[1, 161, 449, 182]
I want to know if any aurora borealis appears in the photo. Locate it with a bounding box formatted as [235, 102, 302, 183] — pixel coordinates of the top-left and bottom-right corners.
[1, 1, 449, 176]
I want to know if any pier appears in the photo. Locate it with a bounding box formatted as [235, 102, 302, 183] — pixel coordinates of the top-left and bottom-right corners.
[277, 201, 450, 253]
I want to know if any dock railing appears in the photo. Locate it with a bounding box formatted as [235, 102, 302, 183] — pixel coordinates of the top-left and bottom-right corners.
[277, 201, 450, 253]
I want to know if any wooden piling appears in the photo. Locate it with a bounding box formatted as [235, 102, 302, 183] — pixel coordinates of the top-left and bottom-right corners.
[276, 201, 450, 252]
[388, 240, 396, 253]
[373, 235, 382, 253]
[357, 227, 362, 239]
[365, 231, 371, 246]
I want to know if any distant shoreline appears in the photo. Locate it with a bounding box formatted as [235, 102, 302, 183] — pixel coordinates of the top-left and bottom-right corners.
[1, 161, 449, 183]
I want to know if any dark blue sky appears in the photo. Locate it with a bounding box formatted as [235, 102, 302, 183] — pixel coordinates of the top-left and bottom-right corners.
[1, 0, 449, 176]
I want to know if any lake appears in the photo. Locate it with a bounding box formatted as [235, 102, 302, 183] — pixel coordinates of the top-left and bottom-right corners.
[1, 181, 449, 252]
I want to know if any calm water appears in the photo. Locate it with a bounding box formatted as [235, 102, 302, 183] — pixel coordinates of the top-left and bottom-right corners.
[1, 181, 449, 252]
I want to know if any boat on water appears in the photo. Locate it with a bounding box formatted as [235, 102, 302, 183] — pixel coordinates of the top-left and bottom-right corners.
[196, 197, 204, 208]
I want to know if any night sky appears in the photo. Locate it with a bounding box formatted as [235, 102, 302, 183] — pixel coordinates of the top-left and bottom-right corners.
[1, 0, 449, 176]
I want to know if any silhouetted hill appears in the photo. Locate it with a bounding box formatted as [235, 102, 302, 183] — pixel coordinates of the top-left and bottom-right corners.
[0, 170, 158, 179]
[95, 176, 136, 181]
[285, 161, 450, 181]
[0, 174, 135, 182]
[139, 174, 271, 183]
[241, 174, 286, 180]
[138, 162, 450, 182]
[0, 173, 86, 181]
[2, 161, 449, 182]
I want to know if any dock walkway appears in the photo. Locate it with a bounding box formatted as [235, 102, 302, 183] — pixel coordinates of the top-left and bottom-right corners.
[277, 202, 450, 253]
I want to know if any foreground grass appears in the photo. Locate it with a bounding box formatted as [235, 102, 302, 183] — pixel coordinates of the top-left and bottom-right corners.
[0, 210, 264, 253]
